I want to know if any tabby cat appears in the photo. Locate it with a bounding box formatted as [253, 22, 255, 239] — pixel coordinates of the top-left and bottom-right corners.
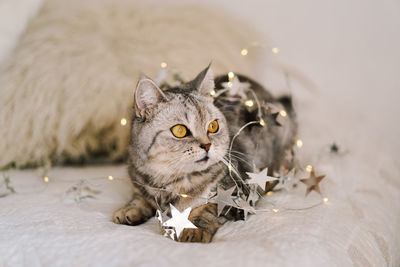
[112, 66, 297, 242]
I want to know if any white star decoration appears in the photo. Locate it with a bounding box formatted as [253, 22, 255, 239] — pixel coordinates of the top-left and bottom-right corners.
[156, 210, 177, 240]
[235, 197, 256, 220]
[162, 204, 197, 238]
[221, 76, 251, 99]
[278, 168, 297, 191]
[246, 167, 278, 191]
[163, 228, 176, 240]
[63, 180, 100, 204]
[155, 209, 170, 224]
[211, 186, 238, 216]
[246, 185, 260, 207]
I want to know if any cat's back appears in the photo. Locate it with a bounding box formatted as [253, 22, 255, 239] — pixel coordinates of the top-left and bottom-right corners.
[213, 73, 297, 175]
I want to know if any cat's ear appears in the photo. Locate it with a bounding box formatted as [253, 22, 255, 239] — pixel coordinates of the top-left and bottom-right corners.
[194, 64, 215, 96]
[135, 77, 166, 118]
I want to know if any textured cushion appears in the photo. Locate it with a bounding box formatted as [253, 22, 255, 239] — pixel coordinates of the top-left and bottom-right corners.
[0, 0, 263, 169]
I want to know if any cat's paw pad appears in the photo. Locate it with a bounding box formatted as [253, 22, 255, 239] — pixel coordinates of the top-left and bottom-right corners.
[112, 206, 146, 226]
[179, 228, 213, 243]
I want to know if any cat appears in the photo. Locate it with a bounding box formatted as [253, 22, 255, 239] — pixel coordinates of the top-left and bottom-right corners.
[112, 65, 297, 242]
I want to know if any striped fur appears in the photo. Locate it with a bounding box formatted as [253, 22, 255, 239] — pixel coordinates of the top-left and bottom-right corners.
[113, 66, 297, 242]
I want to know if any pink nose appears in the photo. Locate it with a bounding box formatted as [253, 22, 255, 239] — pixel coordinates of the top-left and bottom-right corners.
[200, 143, 211, 152]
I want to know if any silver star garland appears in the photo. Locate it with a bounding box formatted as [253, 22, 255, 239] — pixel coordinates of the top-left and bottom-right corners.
[156, 210, 177, 240]
[210, 186, 238, 216]
[277, 168, 297, 191]
[246, 185, 261, 207]
[300, 171, 325, 196]
[221, 76, 250, 99]
[246, 167, 279, 191]
[156, 209, 170, 224]
[163, 228, 177, 240]
[0, 174, 16, 198]
[162, 204, 197, 239]
[63, 180, 101, 204]
[235, 197, 256, 220]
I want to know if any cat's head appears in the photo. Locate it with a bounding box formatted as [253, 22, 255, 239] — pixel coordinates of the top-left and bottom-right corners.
[131, 66, 229, 179]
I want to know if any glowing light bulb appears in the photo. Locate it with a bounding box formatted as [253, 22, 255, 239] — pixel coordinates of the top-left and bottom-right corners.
[296, 139, 303, 148]
[245, 100, 254, 107]
[228, 72, 235, 81]
[160, 62, 167, 68]
[279, 110, 287, 117]
[210, 90, 216, 96]
[272, 208, 279, 213]
[228, 164, 232, 172]
[180, 194, 188, 198]
[108, 175, 114, 181]
[241, 49, 248, 56]
[306, 165, 313, 172]
[259, 119, 266, 127]
[120, 118, 127, 126]
[323, 197, 329, 203]
[266, 191, 273, 196]
[272, 47, 280, 54]
[43, 176, 49, 183]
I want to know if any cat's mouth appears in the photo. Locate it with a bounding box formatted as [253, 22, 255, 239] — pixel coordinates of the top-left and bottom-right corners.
[195, 156, 209, 164]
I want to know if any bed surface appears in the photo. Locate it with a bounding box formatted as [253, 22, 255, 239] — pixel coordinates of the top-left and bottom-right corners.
[1, 149, 399, 267]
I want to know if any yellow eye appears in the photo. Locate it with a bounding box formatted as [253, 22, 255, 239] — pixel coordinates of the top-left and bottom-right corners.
[208, 120, 219, 133]
[171, 124, 188, 138]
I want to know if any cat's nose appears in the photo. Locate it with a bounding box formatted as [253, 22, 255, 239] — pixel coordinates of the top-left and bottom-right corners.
[200, 143, 211, 152]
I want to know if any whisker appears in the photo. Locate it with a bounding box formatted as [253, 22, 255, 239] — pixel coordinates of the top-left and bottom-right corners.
[230, 150, 248, 157]
[221, 156, 250, 192]
[219, 158, 239, 190]
[229, 154, 253, 167]
[222, 156, 246, 182]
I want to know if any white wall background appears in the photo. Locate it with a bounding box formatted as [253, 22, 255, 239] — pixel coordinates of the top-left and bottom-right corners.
[191, 0, 400, 153]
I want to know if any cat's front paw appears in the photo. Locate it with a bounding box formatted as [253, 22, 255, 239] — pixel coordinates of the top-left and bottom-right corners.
[179, 228, 213, 243]
[112, 205, 149, 226]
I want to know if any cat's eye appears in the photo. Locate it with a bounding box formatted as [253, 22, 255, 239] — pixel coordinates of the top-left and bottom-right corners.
[171, 124, 189, 138]
[208, 120, 219, 133]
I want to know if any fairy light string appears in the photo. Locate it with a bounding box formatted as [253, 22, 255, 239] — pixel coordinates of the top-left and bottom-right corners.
[30, 151, 328, 214]
[0, 40, 335, 241]
[22, 151, 328, 213]
[25, 41, 328, 215]
[118, 41, 284, 125]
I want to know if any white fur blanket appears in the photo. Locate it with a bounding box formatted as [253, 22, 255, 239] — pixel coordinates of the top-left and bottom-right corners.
[1, 152, 399, 266]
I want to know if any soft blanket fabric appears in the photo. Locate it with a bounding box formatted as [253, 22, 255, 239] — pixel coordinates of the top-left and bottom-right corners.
[1, 152, 399, 266]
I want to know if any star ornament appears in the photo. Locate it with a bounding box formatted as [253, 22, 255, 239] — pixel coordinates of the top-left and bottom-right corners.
[271, 112, 282, 126]
[246, 168, 278, 191]
[211, 186, 238, 216]
[155, 209, 170, 224]
[246, 185, 260, 207]
[278, 168, 297, 191]
[221, 76, 251, 99]
[264, 103, 284, 126]
[235, 197, 256, 220]
[163, 228, 176, 240]
[162, 204, 197, 238]
[300, 170, 326, 196]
